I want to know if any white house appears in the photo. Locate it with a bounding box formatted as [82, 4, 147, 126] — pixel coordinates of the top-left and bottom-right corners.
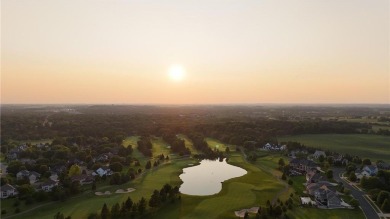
[363, 165, 378, 176]
[16, 170, 41, 184]
[41, 179, 59, 192]
[262, 143, 286, 151]
[313, 150, 326, 159]
[0, 184, 18, 199]
[93, 167, 113, 177]
[355, 170, 371, 181]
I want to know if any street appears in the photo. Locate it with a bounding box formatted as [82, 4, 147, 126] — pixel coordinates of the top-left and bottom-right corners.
[333, 168, 379, 219]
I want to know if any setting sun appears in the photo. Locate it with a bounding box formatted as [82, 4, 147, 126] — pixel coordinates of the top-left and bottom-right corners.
[169, 65, 185, 82]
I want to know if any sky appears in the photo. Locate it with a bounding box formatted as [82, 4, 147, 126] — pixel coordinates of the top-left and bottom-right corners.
[1, 0, 389, 104]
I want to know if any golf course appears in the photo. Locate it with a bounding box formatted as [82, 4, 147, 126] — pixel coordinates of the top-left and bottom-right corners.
[2, 135, 366, 219]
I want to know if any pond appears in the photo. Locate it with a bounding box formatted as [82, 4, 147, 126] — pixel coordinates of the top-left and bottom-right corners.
[179, 159, 247, 196]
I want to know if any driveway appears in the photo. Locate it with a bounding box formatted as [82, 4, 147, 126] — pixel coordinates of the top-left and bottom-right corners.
[333, 168, 379, 219]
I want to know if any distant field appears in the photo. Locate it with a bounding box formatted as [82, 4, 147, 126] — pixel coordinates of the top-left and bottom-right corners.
[278, 134, 390, 162]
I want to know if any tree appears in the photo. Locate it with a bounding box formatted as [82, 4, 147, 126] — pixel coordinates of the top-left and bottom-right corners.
[111, 203, 120, 218]
[109, 162, 123, 172]
[377, 191, 390, 206]
[350, 199, 359, 208]
[281, 173, 287, 180]
[381, 199, 390, 212]
[362, 158, 371, 166]
[278, 158, 285, 167]
[138, 197, 147, 215]
[149, 190, 161, 208]
[54, 212, 65, 219]
[348, 172, 357, 182]
[101, 203, 110, 219]
[225, 146, 230, 154]
[145, 161, 152, 170]
[326, 170, 333, 179]
[319, 155, 325, 163]
[288, 179, 293, 185]
[92, 182, 96, 191]
[68, 164, 81, 177]
[125, 197, 133, 211]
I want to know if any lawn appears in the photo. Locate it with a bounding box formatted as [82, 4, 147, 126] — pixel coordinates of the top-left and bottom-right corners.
[278, 134, 390, 162]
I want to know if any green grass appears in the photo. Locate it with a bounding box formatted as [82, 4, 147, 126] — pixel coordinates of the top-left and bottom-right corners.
[205, 138, 231, 152]
[151, 137, 172, 159]
[177, 134, 200, 155]
[278, 134, 390, 162]
[122, 136, 146, 165]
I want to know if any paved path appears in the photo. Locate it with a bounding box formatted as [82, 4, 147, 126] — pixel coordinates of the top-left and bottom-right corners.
[333, 168, 379, 219]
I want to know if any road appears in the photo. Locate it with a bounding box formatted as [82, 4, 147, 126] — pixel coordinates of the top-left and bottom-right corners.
[333, 168, 379, 219]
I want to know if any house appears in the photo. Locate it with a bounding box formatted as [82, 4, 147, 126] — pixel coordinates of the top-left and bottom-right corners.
[93, 167, 113, 177]
[41, 179, 59, 192]
[51, 165, 67, 174]
[288, 150, 308, 159]
[314, 185, 343, 209]
[306, 169, 327, 184]
[355, 170, 371, 181]
[16, 170, 41, 184]
[363, 165, 378, 176]
[49, 172, 59, 181]
[377, 161, 390, 170]
[313, 150, 326, 159]
[6, 149, 18, 160]
[306, 181, 337, 196]
[289, 158, 319, 172]
[262, 143, 287, 151]
[0, 184, 18, 199]
[71, 174, 94, 185]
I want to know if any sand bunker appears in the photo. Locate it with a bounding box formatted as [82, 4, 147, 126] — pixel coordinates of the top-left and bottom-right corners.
[234, 207, 260, 218]
[115, 188, 136, 194]
[95, 191, 112, 196]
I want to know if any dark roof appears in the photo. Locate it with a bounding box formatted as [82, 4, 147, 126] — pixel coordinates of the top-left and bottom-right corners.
[0, 184, 17, 192]
[290, 158, 318, 167]
[365, 165, 377, 171]
[41, 179, 58, 187]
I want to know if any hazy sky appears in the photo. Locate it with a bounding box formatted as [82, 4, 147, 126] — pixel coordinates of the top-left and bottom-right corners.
[2, 0, 389, 104]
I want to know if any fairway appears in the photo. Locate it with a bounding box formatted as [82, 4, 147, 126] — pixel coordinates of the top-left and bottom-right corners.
[278, 134, 390, 162]
[205, 138, 231, 152]
[177, 134, 199, 155]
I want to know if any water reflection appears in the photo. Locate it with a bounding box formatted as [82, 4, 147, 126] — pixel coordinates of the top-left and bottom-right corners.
[179, 159, 247, 196]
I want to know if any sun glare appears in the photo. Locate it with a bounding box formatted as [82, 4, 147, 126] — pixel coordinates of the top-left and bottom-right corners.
[169, 65, 185, 82]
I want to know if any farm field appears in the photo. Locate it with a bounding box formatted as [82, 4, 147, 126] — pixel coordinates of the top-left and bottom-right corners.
[278, 134, 390, 162]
